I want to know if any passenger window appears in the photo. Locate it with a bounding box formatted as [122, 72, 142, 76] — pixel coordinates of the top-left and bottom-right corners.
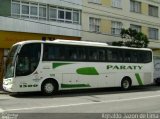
[88, 48, 98, 61]
[43, 44, 65, 61]
[68, 47, 78, 60]
[138, 51, 152, 63]
[43, 45, 55, 60]
[145, 51, 152, 63]
[78, 47, 86, 60]
[106, 50, 112, 61]
[98, 49, 105, 61]
[124, 51, 131, 62]
[131, 51, 138, 63]
[67, 46, 86, 61]
[106, 49, 117, 62]
[106, 49, 123, 62]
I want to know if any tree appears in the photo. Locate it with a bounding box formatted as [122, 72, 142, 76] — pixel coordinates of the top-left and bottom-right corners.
[112, 28, 149, 48]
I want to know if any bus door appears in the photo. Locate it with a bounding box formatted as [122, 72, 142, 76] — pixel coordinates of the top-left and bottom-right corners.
[15, 43, 41, 91]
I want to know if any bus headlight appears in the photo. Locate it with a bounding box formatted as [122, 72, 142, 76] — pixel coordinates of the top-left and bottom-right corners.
[3, 78, 13, 85]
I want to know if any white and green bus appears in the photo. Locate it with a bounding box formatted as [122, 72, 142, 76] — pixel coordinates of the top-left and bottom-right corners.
[3, 40, 153, 95]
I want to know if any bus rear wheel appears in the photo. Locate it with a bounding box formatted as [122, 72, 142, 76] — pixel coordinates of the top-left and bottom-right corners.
[121, 78, 131, 90]
[41, 80, 58, 96]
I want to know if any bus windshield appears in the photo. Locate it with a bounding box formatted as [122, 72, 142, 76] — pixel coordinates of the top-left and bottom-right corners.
[5, 45, 20, 78]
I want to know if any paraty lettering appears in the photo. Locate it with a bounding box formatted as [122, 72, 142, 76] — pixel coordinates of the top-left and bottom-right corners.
[107, 65, 143, 70]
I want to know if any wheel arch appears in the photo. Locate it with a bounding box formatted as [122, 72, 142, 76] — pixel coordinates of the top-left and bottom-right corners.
[41, 78, 59, 91]
[122, 76, 132, 86]
[120, 76, 132, 90]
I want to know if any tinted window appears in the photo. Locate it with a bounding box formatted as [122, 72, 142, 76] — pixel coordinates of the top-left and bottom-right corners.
[42, 44, 152, 63]
[106, 49, 123, 62]
[124, 50, 132, 62]
[67, 46, 78, 60]
[43, 44, 65, 61]
[88, 48, 98, 61]
[98, 49, 105, 61]
[137, 51, 152, 63]
[88, 48, 105, 62]
[67, 46, 86, 61]
[78, 47, 87, 60]
[106, 49, 152, 63]
[16, 43, 41, 76]
[131, 51, 138, 63]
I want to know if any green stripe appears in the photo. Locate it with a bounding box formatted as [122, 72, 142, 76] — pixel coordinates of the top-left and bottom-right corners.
[76, 67, 99, 75]
[61, 84, 90, 88]
[135, 73, 143, 85]
[52, 63, 72, 69]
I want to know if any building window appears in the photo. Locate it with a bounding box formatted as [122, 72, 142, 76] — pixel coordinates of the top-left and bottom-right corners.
[112, 0, 122, 8]
[88, 0, 101, 4]
[57, 8, 72, 22]
[11, 0, 47, 20]
[49, 6, 80, 24]
[65, 9, 72, 22]
[130, 0, 141, 13]
[73, 10, 80, 24]
[11, 0, 80, 24]
[30, 3, 38, 19]
[130, 24, 141, 32]
[89, 17, 101, 33]
[11, 0, 20, 17]
[30, 5, 37, 16]
[49, 6, 57, 21]
[21, 2, 29, 18]
[149, 28, 158, 40]
[58, 8, 65, 21]
[39, 4, 47, 20]
[111, 21, 122, 35]
[149, 5, 158, 17]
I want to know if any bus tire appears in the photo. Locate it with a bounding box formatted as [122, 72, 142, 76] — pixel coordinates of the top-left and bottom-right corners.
[41, 79, 58, 96]
[121, 77, 131, 90]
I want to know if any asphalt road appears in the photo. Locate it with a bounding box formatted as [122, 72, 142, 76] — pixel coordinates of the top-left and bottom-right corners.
[1, 85, 160, 119]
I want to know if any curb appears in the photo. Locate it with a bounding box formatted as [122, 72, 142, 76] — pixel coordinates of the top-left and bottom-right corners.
[0, 91, 9, 95]
[0, 85, 8, 94]
[0, 88, 8, 94]
[0, 91, 8, 94]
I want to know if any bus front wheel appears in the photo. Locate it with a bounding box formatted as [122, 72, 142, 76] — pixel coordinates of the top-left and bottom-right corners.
[41, 80, 58, 95]
[121, 77, 131, 90]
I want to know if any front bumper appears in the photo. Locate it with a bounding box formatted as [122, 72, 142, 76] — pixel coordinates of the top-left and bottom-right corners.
[3, 84, 14, 92]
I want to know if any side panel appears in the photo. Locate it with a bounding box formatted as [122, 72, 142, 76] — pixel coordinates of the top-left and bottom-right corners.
[5, 61, 153, 92]
[110, 62, 153, 86]
[51, 62, 153, 90]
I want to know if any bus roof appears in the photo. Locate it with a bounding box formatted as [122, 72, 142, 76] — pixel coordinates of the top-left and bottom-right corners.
[54, 39, 109, 46]
[13, 39, 152, 51]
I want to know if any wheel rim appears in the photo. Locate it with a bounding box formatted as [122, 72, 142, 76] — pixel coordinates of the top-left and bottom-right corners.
[44, 83, 54, 94]
[123, 80, 129, 89]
